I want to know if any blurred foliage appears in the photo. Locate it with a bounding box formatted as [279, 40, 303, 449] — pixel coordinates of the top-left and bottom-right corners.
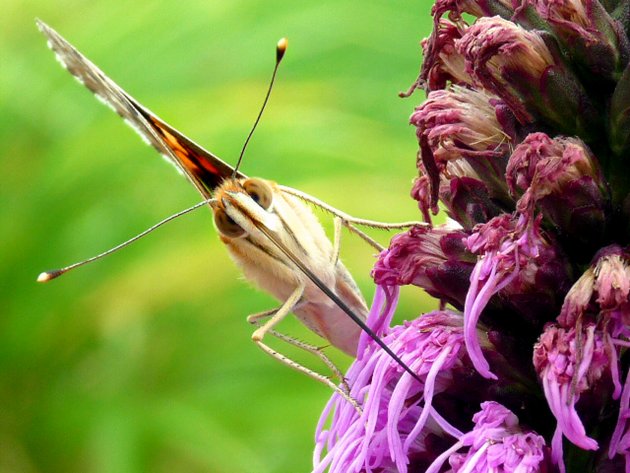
[1, 1, 435, 472]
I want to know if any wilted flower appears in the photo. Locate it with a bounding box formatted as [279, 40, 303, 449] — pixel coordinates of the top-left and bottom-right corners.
[313, 1, 630, 472]
[411, 85, 515, 199]
[431, 0, 517, 20]
[410, 84, 518, 226]
[552, 245, 630, 466]
[373, 224, 475, 309]
[558, 245, 630, 339]
[373, 223, 478, 312]
[506, 132, 610, 257]
[411, 86, 513, 164]
[418, 0, 519, 93]
[419, 18, 471, 92]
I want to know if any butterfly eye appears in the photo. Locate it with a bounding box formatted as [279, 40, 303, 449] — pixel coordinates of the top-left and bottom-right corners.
[243, 178, 273, 210]
[214, 209, 247, 238]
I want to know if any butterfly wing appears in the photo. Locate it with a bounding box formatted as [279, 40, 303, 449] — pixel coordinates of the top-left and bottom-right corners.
[37, 20, 243, 199]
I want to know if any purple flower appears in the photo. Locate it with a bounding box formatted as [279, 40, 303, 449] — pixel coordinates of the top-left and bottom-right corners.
[425, 402, 551, 473]
[313, 1, 630, 471]
[314, 289, 494, 473]
[533, 324, 611, 453]
[610, 368, 630, 468]
[463, 213, 571, 378]
[551, 245, 630, 466]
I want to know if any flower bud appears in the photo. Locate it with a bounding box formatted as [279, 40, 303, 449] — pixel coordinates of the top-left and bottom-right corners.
[530, 0, 630, 82]
[557, 244, 630, 338]
[457, 16, 599, 137]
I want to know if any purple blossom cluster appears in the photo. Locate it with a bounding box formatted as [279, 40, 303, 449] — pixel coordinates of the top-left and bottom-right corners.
[313, 1, 630, 472]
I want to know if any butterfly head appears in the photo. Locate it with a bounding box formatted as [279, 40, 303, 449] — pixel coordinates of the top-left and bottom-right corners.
[212, 177, 280, 240]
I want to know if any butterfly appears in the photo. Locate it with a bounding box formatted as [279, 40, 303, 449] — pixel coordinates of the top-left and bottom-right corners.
[36, 20, 423, 405]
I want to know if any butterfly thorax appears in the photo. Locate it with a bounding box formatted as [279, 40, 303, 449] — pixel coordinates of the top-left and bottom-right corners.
[212, 177, 368, 355]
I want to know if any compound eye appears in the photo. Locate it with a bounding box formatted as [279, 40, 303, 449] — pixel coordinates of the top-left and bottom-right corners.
[214, 208, 246, 238]
[243, 178, 273, 210]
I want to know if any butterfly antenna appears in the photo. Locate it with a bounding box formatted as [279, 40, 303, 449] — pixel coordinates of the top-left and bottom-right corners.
[232, 38, 287, 177]
[37, 198, 216, 283]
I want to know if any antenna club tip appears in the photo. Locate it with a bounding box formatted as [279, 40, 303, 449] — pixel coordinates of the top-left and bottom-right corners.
[37, 269, 62, 283]
[276, 37, 288, 62]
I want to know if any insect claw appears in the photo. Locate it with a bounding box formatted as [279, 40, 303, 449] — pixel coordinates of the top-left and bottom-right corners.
[252, 328, 265, 342]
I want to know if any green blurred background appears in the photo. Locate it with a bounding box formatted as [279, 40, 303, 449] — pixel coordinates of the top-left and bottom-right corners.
[1, 1, 435, 471]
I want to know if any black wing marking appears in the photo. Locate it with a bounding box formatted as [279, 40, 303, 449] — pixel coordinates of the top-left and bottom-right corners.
[37, 20, 244, 198]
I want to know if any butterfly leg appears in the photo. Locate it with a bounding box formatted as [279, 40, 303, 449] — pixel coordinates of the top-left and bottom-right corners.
[247, 291, 362, 412]
[331, 215, 386, 264]
[331, 215, 410, 260]
[280, 184, 426, 234]
[341, 220, 386, 252]
[248, 312, 353, 397]
[250, 283, 304, 342]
